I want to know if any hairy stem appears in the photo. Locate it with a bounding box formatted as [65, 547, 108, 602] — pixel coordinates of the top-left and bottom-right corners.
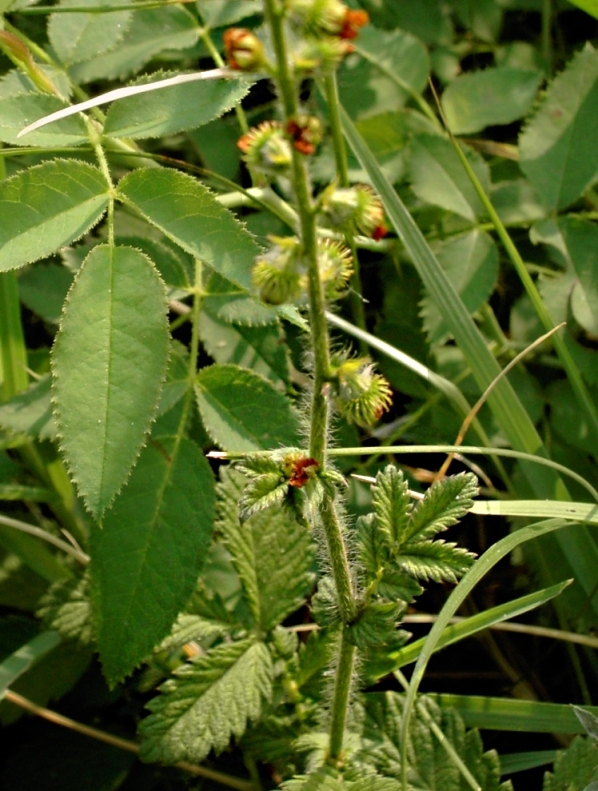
[327, 632, 356, 764]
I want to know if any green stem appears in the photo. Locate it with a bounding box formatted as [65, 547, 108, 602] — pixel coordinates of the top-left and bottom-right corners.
[0, 272, 28, 400]
[86, 119, 115, 245]
[199, 26, 249, 135]
[177, 259, 203, 443]
[327, 632, 356, 764]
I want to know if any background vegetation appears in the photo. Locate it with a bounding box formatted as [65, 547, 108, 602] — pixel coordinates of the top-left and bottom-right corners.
[2, 0, 598, 789]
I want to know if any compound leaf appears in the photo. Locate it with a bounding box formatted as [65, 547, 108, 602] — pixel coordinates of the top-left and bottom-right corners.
[90, 437, 215, 686]
[117, 167, 261, 292]
[52, 245, 169, 517]
[140, 638, 272, 764]
[195, 364, 299, 451]
[0, 160, 108, 273]
[519, 45, 598, 210]
[404, 473, 478, 543]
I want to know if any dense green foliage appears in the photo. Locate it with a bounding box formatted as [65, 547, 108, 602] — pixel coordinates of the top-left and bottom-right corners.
[2, 1, 598, 789]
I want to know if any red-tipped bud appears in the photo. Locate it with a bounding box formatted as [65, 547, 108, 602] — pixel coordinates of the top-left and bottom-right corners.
[237, 121, 293, 178]
[339, 9, 369, 39]
[223, 28, 265, 71]
[286, 115, 322, 156]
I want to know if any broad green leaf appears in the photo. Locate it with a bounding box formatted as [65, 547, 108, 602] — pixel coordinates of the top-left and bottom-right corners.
[195, 364, 299, 451]
[90, 437, 215, 685]
[203, 271, 279, 326]
[199, 0, 262, 27]
[490, 179, 546, 225]
[117, 168, 261, 292]
[0, 375, 57, 440]
[52, 245, 169, 517]
[156, 340, 189, 417]
[519, 45, 598, 210]
[0, 160, 108, 273]
[0, 66, 71, 100]
[543, 737, 598, 791]
[453, 0, 503, 42]
[19, 262, 73, 324]
[0, 94, 87, 147]
[431, 694, 598, 734]
[48, 0, 131, 67]
[421, 230, 499, 344]
[360, 0, 453, 44]
[216, 469, 315, 630]
[140, 638, 272, 764]
[442, 67, 541, 134]
[410, 133, 491, 221]
[199, 309, 289, 384]
[566, 0, 598, 19]
[0, 631, 60, 697]
[69, 6, 198, 84]
[116, 235, 191, 291]
[559, 217, 598, 336]
[104, 72, 250, 140]
[340, 27, 429, 119]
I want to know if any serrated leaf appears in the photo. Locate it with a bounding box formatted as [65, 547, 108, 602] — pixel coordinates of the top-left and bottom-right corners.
[442, 67, 541, 134]
[48, 0, 131, 66]
[543, 736, 598, 791]
[195, 364, 299, 451]
[216, 469, 315, 630]
[371, 466, 411, 546]
[238, 473, 289, 522]
[117, 168, 261, 293]
[37, 572, 93, 646]
[156, 341, 189, 417]
[559, 217, 598, 336]
[0, 160, 108, 273]
[116, 235, 192, 290]
[397, 540, 476, 584]
[199, 0, 262, 27]
[69, 6, 197, 84]
[90, 437, 215, 685]
[104, 72, 250, 139]
[52, 244, 169, 517]
[519, 45, 598, 210]
[203, 271, 279, 326]
[410, 133, 491, 221]
[200, 308, 290, 385]
[158, 614, 229, 654]
[0, 375, 57, 440]
[140, 638, 272, 764]
[404, 473, 478, 544]
[347, 601, 402, 650]
[421, 231, 499, 345]
[575, 707, 598, 742]
[0, 94, 87, 147]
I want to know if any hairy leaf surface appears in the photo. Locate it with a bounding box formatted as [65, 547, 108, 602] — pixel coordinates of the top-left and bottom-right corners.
[37, 572, 93, 646]
[0, 161, 108, 273]
[117, 168, 261, 292]
[90, 437, 215, 685]
[140, 638, 272, 764]
[52, 245, 169, 517]
[195, 364, 299, 451]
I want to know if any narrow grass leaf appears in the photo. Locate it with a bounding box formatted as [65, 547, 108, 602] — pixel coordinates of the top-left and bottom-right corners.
[0, 160, 108, 273]
[195, 364, 299, 451]
[104, 72, 250, 139]
[52, 245, 169, 517]
[0, 631, 61, 698]
[91, 437, 215, 685]
[118, 168, 261, 292]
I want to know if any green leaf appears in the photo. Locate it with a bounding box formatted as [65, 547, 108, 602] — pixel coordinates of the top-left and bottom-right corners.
[421, 230, 499, 344]
[199, 0, 262, 27]
[158, 613, 229, 654]
[140, 638, 272, 764]
[52, 245, 169, 517]
[519, 45, 598, 210]
[18, 262, 73, 325]
[0, 94, 87, 147]
[442, 67, 541, 134]
[116, 235, 192, 291]
[90, 437, 215, 685]
[0, 524, 69, 583]
[37, 572, 93, 646]
[410, 133, 491, 221]
[544, 737, 598, 791]
[0, 375, 57, 440]
[103, 71, 250, 139]
[371, 465, 411, 546]
[195, 364, 299, 451]
[0, 66, 71, 101]
[575, 707, 598, 742]
[567, 0, 598, 19]
[156, 340, 189, 417]
[559, 217, 598, 336]
[48, 0, 131, 66]
[347, 600, 402, 649]
[69, 6, 197, 84]
[341, 27, 429, 119]
[0, 631, 61, 697]
[0, 160, 108, 273]
[117, 167, 261, 292]
[404, 473, 478, 543]
[200, 308, 289, 385]
[216, 469, 315, 630]
[203, 271, 279, 326]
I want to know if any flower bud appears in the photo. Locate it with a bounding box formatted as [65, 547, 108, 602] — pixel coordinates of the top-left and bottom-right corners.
[289, 0, 368, 40]
[330, 351, 392, 427]
[286, 115, 322, 156]
[237, 121, 293, 178]
[317, 239, 353, 301]
[0, 30, 60, 95]
[321, 184, 385, 238]
[223, 28, 266, 71]
[252, 236, 303, 305]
